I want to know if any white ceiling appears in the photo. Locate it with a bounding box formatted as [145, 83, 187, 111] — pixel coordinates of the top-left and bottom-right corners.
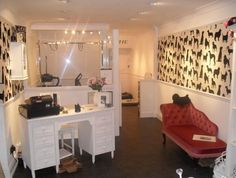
[1, 0, 218, 33]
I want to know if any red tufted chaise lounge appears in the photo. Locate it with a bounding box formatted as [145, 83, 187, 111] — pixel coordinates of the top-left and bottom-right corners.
[160, 102, 226, 158]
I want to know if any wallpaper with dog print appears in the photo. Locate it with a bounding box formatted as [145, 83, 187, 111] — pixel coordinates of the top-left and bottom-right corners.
[157, 22, 233, 98]
[0, 19, 25, 102]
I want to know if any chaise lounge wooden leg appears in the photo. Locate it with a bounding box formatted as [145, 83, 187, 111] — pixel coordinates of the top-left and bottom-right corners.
[162, 133, 166, 144]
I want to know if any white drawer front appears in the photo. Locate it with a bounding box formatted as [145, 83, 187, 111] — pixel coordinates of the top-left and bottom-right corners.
[33, 135, 55, 148]
[34, 147, 56, 170]
[35, 158, 56, 170]
[95, 136, 113, 145]
[35, 146, 55, 160]
[33, 124, 54, 137]
[95, 144, 113, 155]
[95, 117, 112, 125]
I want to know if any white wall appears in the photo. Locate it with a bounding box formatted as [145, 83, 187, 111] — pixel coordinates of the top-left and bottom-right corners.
[120, 29, 155, 99]
[155, 0, 236, 141]
[0, 8, 27, 178]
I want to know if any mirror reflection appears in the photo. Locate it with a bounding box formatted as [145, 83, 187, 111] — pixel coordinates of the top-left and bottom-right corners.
[36, 30, 110, 87]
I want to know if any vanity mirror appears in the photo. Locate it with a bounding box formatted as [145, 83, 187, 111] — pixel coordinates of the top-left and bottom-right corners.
[35, 29, 112, 87]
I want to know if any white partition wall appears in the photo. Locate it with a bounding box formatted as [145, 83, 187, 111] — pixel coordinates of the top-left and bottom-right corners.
[112, 29, 121, 136]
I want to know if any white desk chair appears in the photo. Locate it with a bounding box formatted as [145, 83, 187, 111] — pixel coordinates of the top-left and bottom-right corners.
[59, 124, 77, 160]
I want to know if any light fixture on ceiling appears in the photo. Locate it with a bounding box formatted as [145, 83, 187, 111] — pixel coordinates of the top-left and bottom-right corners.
[71, 30, 76, 35]
[150, 1, 163, 6]
[64, 30, 68, 34]
[56, 17, 66, 21]
[57, 0, 70, 4]
[139, 11, 150, 15]
[130, 18, 140, 21]
[82, 30, 86, 34]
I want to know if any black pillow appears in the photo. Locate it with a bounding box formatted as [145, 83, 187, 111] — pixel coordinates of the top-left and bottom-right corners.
[172, 94, 191, 106]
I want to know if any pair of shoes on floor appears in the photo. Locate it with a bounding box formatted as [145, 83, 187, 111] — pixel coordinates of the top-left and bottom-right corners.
[59, 157, 82, 173]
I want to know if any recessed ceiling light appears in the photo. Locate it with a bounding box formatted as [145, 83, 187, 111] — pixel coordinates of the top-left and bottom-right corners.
[150, 1, 163, 6]
[56, 17, 65, 21]
[82, 30, 86, 34]
[130, 18, 140, 21]
[71, 30, 76, 35]
[64, 30, 68, 34]
[139, 11, 150, 15]
[57, 0, 70, 4]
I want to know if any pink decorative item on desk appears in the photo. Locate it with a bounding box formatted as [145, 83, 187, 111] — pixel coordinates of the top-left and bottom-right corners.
[87, 77, 106, 92]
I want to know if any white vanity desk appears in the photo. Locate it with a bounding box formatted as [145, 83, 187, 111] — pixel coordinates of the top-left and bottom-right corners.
[20, 105, 115, 178]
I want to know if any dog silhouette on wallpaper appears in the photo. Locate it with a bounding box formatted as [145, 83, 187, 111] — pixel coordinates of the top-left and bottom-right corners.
[223, 55, 230, 68]
[202, 87, 207, 92]
[221, 72, 228, 82]
[204, 73, 209, 83]
[186, 50, 189, 61]
[184, 36, 188, 45]
[228, 70, 232, 84]
[205, 38, 210, 49]
[222, 33, 228, 43]
[189, 56, 194, 66]
[213, 67, 220, 78]
[206, 65, 212, 73]
[227, 46, 233, 55]
[211, 78, 216, 88]
[189, 38, 193, 46]
[207, 30, 213, 38]
[217, 85, 221, 96]
[197, 49, 202, 59]
[195, 60, 199, 68]
[199, 65, 203, 78]
[188, 69, 193, 77]
[203, 53, 208, 62]
[196, 29, 200, 36]
[212, 42, 217, 51]
[3, 33, 6, 46]
[208, 86, 214, 94]
[191, 49, 196, 56]
[225, 86, 231, 95]
[196, 82, 202, 90]
[193, 36, 199, 47]
[218, 47, 223, 62]
[200, 31, 204, 45]
[208, 51, 216, 65]
[214, 29, 222, 41]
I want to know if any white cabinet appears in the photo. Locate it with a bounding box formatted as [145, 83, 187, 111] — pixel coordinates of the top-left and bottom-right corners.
[224, 25, 236, 178]
[9, 42, 28, 80]
[20, 118, 56, 178]
[78, 109, 115, 163]
[139, 80, 156, 118]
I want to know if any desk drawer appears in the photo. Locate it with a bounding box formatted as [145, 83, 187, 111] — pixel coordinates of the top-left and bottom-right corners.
[33, 124, 54, 137]
[33, 135, 55, 148]
[95, 144, 113, 155]
[35, 158, 56, 170]
[35, 146, 55, 160]
[95, 136, 113, 145]
[95, 117, 112, 125]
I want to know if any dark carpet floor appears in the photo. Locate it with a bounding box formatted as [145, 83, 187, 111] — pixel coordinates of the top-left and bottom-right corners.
[13, 106, 213, 178]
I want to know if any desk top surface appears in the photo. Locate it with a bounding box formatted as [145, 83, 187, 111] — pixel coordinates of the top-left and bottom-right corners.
[24, 104, 114, 122]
